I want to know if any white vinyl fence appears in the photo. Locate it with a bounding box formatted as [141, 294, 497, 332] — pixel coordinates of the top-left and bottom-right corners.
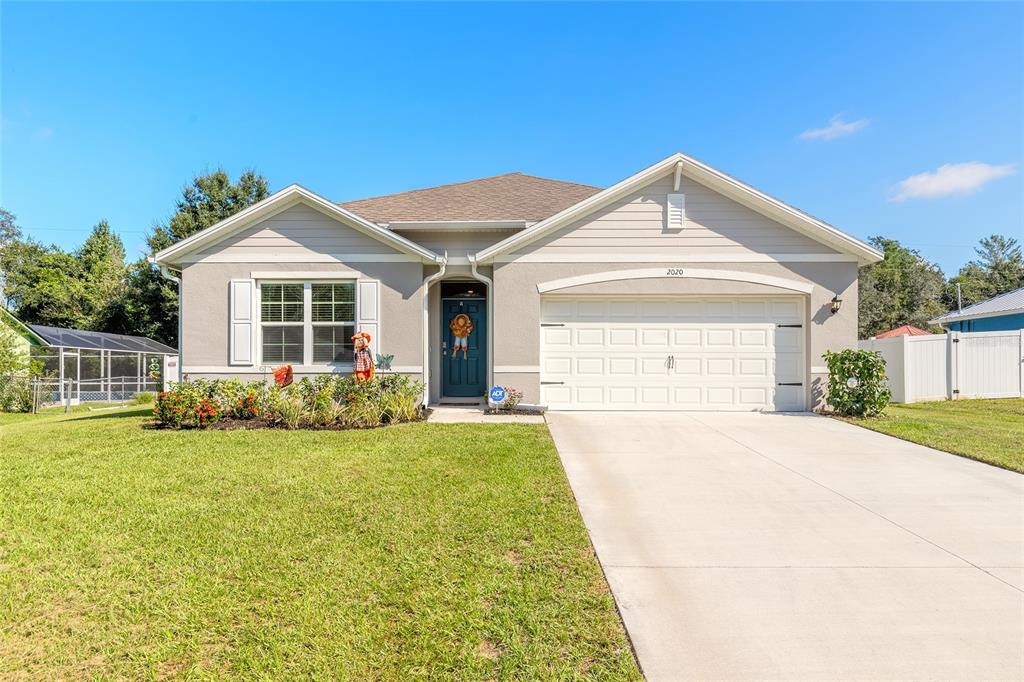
[859, 330, 1024, 403]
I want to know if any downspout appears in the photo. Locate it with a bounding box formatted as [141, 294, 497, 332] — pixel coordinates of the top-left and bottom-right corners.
[468, 254, 495, 399]
[154, 260, 183, 378]
[421, 253, 448, 407]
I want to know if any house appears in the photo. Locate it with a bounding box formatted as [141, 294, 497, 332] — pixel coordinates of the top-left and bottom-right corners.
[930, 286, 1024, 332]
[1, 306, 178, 403]
[871, 325, 932, 339]
[151, 153, 882, 411]
[1, 306, 46, 360]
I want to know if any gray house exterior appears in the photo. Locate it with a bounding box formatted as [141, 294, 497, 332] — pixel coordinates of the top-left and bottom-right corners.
[152, 153, 882, 411]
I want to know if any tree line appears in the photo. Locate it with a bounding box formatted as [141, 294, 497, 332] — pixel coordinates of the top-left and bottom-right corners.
[0, 169, 1021, 345]
[0, 170, 268, 347]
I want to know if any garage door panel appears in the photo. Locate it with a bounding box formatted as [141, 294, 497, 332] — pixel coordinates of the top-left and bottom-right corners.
[575, 357, 604, 375]
[543, 357, 571, 375]
[738, 328, 770, 348]
[540, 296, 805, 411]
[640, 328, 670, 347]
[672, 357, 701, 376]
[672, 328, 701, 347]
[608, 357, 638, 375]
[674, 386, 702, 406]
[738, 357, 769, 377]
[608, 328, 637, 346]
[575, 328, 604, 346]
[543, 327, 572, 346]
[706, 358, 734, 375]
[705, 329, 735, 347]
[641, 357, 670, 375]
[775, 327, 802, 350]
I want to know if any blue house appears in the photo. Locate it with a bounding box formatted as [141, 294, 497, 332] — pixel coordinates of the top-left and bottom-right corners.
[931, 286, 1024, 332]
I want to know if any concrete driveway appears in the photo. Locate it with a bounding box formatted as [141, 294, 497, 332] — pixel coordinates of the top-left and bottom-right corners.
[547, 412, 1024, 681]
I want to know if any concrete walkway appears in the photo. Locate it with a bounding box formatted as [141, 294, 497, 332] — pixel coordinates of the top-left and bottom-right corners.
[426, 404, 544, 424]
[547, 411, 1024, 681]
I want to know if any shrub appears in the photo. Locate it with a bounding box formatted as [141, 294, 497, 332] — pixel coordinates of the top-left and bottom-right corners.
[268, 388, 304, 429]
[0, 375, 33, 413]
[134, 392, 155, 405]
[153, 374, 423, 430]
[501, 386, 524, 411]
[154, 384, 222, 428]
[823, 349, 891, 417]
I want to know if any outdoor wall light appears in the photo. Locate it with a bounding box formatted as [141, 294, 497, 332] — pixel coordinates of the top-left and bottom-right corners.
[830, 295, 843, 315]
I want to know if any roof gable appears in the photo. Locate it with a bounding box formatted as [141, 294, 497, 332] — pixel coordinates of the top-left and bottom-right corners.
[339, 173, 601, 223]
[152, 185, 441, 266]
[475, 154, 883, 265]
[1, 307, 46, 346]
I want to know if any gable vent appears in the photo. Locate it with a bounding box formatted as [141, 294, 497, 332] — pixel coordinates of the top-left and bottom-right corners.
[667, 193, 686, 229]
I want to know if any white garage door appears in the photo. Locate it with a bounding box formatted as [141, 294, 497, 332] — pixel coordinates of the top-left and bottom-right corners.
[540, 296, 806, 411]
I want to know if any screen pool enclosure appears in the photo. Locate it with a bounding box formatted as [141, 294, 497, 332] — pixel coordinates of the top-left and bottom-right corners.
[28, 325, 178, 404]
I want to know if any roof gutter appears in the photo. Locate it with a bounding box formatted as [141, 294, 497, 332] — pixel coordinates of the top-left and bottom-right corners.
[468, 254, 495, 395]
[421, 253, 448, 406]
[154, 260, 183, 361]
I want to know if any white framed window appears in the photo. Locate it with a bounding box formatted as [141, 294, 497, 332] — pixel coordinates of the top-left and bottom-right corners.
[258, 281, 356, 366]
[312, 282, 356, 363]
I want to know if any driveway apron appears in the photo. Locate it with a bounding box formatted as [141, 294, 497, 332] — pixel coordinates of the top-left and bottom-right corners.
[547, 411, 1024, 681]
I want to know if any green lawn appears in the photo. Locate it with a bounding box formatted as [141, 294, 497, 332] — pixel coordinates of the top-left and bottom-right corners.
[842, 398, 1023, 473]
[0, 409, 640, 680]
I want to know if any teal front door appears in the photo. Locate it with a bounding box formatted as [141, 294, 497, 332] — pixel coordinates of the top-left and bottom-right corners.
[442, 298, 486, 398]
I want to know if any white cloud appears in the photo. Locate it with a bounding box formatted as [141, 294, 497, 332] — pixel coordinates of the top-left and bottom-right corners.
[32, 127, 54, 142]
[799, 115, 869, 141]
[890, 161, 1016, 202]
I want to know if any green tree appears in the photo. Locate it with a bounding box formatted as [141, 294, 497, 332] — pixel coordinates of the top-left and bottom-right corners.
[0, 321, 30, 375]
[858, 237, 947, 338]
[946, 234, 1024, 309]
[77, 220, 127, 328]
[128, 169, 270, 345]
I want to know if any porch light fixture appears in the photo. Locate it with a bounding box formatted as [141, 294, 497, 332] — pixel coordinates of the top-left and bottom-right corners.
[830, 295, 843, 315]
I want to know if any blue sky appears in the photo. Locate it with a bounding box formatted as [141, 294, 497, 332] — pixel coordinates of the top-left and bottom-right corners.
[2, 2, 1021, 274]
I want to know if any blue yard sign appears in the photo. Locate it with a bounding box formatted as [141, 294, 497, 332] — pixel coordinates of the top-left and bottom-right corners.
[488, 386, 507, 403]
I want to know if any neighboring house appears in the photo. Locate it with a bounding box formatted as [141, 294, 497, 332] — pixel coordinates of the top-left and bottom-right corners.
[1, 306, 47, 361]
[871, 325, 932, 339]
[152, 153, 882, 411]
[931, 287, 1024, 332]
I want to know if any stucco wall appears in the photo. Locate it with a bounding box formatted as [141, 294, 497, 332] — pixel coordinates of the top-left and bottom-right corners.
[180, 261, 425, 375]
[492, 260, 858, 407]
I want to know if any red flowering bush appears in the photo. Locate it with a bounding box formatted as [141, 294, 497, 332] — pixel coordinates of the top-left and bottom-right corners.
[154, 383, 222, 428]
[233, 390, 263, 420]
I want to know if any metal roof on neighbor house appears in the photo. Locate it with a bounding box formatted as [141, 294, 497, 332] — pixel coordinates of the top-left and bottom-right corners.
[873, 325, 932, 339]
[339, 172, 602, 223]
[931, 286, 1024, 324]
[27, 325, 177, 354]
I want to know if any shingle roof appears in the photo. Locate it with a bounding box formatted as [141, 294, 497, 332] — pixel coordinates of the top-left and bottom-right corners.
[28, 325, 177, 354]
[339, 172, 602, 223]
[873, 325, 932, 339]
[931, 286, 1024, 323]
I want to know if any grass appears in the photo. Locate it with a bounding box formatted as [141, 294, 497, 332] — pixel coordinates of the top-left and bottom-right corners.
[842, 398, 1023, 473]
[0, 409, 640, 680]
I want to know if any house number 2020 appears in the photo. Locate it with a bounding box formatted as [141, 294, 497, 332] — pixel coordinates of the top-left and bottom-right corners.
[666, 268, 685, 276]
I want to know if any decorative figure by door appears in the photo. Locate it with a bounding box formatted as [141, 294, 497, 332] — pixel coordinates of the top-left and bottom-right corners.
[352, 331, 375, 382]
[449, 313, 474, 358]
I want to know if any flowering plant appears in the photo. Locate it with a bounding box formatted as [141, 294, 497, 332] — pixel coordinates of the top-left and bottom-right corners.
[502, 386, 524, 410]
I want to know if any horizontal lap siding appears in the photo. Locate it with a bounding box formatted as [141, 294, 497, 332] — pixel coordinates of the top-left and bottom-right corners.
[512, 175, 839, 257]
[392, 230, 515, 258]
[195, 204, 402, 258]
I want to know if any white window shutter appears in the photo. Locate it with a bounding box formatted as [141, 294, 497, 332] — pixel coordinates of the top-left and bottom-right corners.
[229, 279, 256, 365]
[357, 279, 380, 356]
[667, 193, 686, 229]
